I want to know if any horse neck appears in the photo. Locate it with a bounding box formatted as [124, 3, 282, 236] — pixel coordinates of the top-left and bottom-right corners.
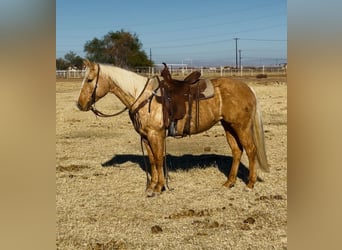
[100, 64, 148, 107]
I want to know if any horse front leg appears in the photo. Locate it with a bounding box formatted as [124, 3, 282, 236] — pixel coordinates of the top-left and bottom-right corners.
[143, 133, 165, 196]
[143, 139, 158, 196]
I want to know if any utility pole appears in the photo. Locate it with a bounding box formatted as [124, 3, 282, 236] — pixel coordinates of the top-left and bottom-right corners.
[149, 48, 152, 62]
[233, 38, 239, 69]
[239, 49, 242, 70]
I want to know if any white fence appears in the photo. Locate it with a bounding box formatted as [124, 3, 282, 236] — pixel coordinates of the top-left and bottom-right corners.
[56, 66, 286, 79]
[56, 70, 86, 79]
[136, 66, 287, 77]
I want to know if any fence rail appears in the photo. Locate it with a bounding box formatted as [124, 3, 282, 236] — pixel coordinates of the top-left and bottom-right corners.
[56, 70, 86, 79]
[136, 66, 286, 77]
[56, 66, 286, 79]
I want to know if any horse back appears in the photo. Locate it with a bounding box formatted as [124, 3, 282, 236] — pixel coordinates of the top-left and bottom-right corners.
[211, 77, 257, 122]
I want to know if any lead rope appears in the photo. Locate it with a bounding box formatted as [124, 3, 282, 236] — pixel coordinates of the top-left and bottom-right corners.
[196, 81, 200, 132]
[163, 136, 170, 190]
[140, 137, 150, 189]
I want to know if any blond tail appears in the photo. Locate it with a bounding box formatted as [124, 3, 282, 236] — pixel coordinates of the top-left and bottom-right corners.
[252, 103, 270, 172]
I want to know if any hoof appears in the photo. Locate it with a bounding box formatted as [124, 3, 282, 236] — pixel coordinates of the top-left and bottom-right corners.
[243, 186, 253, 192]
[246, 182, 255, 189]
[147, 192, 157, 198]
[145, 188, 154, 197]
[223, 181, 235, 188]
[146, 188, 161, 198]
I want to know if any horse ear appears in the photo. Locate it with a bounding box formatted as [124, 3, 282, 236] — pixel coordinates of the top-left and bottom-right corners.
[83, 59, 91, 68]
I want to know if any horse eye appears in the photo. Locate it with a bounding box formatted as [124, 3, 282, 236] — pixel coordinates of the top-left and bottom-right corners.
[87, 79, 92, 83]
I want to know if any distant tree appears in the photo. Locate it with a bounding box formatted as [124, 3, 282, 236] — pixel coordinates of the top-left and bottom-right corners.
[56, 51, 84, 70]
[64, 51, 84, 69]
[84, 38, 109, 63]
[84, 30, 153, 68]
[56, 57, 68, 70]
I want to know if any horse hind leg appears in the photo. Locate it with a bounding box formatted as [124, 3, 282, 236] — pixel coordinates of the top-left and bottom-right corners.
[221, 121, 243, 188]
[235, 126, 258, 189]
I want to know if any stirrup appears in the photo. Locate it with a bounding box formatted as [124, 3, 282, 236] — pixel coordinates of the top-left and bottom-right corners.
[168, 121, 177, 136]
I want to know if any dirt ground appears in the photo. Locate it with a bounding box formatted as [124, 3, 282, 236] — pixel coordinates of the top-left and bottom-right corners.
[56, 75, 287, 249]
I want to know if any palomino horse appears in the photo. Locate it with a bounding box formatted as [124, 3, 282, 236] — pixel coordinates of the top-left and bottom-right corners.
[77, 60, 270, 196]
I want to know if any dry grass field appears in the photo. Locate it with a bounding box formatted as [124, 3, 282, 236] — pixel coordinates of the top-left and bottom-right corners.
[56, 75, 287, 249]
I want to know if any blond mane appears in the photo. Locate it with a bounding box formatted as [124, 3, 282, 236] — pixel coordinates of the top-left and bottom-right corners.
[99, 64, 148, 98]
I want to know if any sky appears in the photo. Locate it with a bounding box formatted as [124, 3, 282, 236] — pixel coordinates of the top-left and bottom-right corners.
[56, 0, 287, 66]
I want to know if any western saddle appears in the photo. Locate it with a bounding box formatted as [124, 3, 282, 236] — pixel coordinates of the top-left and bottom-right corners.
[159, 63, 206, 137]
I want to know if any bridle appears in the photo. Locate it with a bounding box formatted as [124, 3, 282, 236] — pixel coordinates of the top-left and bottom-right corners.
[89, 63, 128, 117]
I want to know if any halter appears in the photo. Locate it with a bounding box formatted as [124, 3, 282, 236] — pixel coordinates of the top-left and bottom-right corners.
[90, 64, 128, 117]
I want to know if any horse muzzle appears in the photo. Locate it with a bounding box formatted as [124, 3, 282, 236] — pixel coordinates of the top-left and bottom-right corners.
[76, 101, 91, 111]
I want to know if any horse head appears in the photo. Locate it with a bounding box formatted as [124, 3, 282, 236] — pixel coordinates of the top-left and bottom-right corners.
[77, 59, 109, 111]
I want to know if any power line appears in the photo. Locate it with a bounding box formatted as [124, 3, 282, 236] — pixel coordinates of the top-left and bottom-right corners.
[127, 13, 286, 39]
[148, 23, 287, 49]
[240, 38, 287, 42]
[57, 2, 283, 32]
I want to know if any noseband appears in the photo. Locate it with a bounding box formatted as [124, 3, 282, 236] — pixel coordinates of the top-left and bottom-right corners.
[90, 64, 128, 117]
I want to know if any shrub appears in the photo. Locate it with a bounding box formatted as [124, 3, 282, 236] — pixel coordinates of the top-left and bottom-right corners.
[256, 74, 268, 79]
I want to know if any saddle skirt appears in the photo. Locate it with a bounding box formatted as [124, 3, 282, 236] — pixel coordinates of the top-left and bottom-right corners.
[155, 78, 214, 100]
[157, 77, 215, 137]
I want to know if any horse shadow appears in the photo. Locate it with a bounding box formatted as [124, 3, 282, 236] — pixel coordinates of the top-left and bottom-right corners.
[102, 153, 253, 184]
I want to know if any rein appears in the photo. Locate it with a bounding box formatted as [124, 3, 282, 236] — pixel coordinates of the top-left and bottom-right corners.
[90, 106, 128, 117]
[90, 63, 128, 118]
